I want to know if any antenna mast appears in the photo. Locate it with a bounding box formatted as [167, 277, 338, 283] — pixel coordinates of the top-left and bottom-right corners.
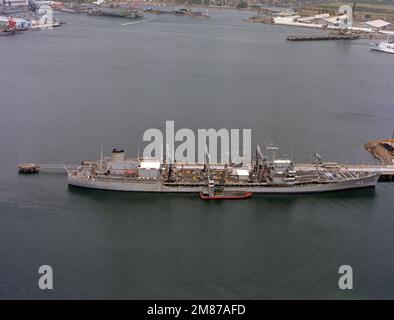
[100, 145, 103, 170]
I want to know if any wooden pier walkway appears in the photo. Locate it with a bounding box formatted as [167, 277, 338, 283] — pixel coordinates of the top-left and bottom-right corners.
[287, 34, 360, 41]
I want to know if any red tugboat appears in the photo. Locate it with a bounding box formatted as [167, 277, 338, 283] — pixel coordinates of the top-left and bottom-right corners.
[199, 190, 253, 200]
[199, 179, 253, 200]
[8, 17, 17, 32]
[1, 17, 16, 35]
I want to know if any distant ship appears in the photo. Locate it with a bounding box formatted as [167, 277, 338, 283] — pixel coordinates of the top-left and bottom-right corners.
[67, 145, 379, 195]
[174, 7, 208, 17]
[371, 36, 394, 54]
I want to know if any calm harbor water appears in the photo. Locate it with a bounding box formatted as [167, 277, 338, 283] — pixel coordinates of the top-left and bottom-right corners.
[0, 10, 393, 299]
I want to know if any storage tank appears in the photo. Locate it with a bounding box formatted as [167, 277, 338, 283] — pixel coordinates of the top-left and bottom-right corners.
[111, 148, 125, 162]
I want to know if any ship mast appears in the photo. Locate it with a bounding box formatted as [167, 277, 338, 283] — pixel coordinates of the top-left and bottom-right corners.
[256, 145, 266, 181]
[100, 144, 103, 170]
[204, 144, 211, 176]
[204, 145, 215, 196]
[314, 152, 322, 174]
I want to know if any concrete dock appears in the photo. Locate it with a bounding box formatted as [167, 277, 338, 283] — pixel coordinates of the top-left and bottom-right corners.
[287, 34, 360, 41]
[364, 139, 394, 166]
[295, 163, 394, 182]
[17, 163, 40, 174]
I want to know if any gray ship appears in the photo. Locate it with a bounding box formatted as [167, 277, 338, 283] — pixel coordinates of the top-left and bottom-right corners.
[67, 146, 380, 195]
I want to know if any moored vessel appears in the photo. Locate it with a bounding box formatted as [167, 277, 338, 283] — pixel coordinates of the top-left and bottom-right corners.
[199, 190, 253, 200]
[199, 177, 253, 200]
[67, 146, 380, 194]
[371, 36, 394, 54]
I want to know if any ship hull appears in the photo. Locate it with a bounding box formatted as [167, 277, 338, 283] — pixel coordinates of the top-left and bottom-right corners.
[68, 173, 379, 194]
[371, 48, 394, 54]
[371, 46, 394, 54]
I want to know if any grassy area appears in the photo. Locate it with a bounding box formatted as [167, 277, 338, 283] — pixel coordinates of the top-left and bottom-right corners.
[299, 2, 394, 22]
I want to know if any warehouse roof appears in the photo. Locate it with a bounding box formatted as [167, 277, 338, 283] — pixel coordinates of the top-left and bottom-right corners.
[363, 19, 391, 29]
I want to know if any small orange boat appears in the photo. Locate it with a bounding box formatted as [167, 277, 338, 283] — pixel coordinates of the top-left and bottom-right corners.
[200, 177, 253, 200]
[199, 191, 253, 200]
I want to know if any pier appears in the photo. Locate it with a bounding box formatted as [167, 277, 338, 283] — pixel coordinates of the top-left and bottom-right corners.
[17, 163, 78, 174]
[17, 163, 40, 174]
[294, 164, 394, 182]
[287, 34, 361, 41]
[17, 162, 394, 182]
